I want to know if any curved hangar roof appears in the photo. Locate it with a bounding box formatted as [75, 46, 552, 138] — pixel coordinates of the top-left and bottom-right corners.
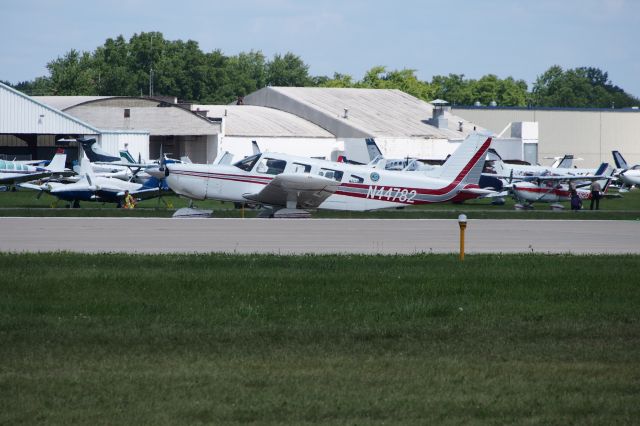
[190, 105, 334, 138]
[33, 96, 219, 136]
[243, 87, 483, 140]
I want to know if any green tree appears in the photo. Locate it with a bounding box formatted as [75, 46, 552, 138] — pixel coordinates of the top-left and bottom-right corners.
[357, 66, 433, 100]
[93, 35, 135, 95]
[47, 49, 98, 95]
[266, 53, 311, 87]
[497, 77, 528, 106]
[222, 50, 267, 99]
[317, 73, 355, 88]
[430, 74, 474, 105]
[532, 65, 640, 108]
[12, 77, 53, 96]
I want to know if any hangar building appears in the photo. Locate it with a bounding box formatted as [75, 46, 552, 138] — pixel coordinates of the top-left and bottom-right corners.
[237, 87, 536, 163]
[241, 87, 481, 160]
[2, 81, 535, 166]
[453, 106, 640, 167]
[33, 96, 221, 164]
[189, 104, 340, 161]
[0, 82, 147, 163]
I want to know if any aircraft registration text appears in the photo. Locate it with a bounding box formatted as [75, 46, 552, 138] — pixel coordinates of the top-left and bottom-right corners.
[366, 186, 417, 203]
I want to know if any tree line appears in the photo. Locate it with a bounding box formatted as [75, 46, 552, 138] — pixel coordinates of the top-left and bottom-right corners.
[3, 31, 639, 108]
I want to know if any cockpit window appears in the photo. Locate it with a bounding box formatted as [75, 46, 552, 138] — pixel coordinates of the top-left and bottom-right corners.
[319, 168, 344, 182]
[256, 158, 287, 175]
[233, 154, 261, 171]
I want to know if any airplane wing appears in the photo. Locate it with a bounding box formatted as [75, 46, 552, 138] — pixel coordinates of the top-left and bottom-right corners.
[0, 170, 74, 184]
[242, 173, 340, 209]
[93, 161, 156, 169]
[527, 174, 605, 182]
[0, 172, 51, 184]
[17, 182, 47, 191]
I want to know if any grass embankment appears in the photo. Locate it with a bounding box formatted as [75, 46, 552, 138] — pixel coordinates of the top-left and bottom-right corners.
[1, 253, 639, 424]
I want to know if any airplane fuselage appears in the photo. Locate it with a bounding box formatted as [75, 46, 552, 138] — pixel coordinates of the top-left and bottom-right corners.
[617, 168, 640, 187]
[512, 182, 593, 203]
[165, 153, 482, 211]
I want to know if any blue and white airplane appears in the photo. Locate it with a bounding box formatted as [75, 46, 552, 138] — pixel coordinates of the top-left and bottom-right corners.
[19, 160, 168, 208]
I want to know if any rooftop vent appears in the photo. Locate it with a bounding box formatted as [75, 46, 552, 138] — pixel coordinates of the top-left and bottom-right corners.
[429, 99, 450, 129]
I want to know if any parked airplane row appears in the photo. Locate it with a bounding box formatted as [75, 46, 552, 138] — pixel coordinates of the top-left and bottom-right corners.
[1, 134, 634, 214]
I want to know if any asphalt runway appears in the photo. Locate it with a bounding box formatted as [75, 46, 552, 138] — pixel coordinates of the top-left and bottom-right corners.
[1, 217, 638, 254]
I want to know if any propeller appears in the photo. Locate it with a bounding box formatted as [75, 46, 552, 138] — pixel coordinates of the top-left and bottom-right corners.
[157, 145, 170, 177]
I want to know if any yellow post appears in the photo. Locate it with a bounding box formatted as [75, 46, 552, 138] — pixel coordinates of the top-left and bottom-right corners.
[458, 214, 467, 261]
[241, 203, 245, 219]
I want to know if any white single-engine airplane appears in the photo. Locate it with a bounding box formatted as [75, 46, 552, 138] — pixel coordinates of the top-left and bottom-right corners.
[149, 133, 493, 217]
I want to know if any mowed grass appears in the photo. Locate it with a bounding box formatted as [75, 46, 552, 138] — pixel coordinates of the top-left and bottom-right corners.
[1, 253, 639, 424]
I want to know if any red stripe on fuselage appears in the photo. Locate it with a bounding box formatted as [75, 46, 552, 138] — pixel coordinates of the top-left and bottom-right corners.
[515, 186, 571, 197]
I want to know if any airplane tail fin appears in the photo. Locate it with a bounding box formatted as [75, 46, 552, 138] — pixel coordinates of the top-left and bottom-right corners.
[612, 151, 628, 169]
[556, 155, 574, 169]
[119, 150, 136, 164]
[47, 151, 67, 172]
[213, 151, 234, 165]
[437, 133, 492, 185]
[251, 140, 261, 155]
[78, 137, 120, 163]
[594, 162, 615, 193]
[365, 138, 382, 161]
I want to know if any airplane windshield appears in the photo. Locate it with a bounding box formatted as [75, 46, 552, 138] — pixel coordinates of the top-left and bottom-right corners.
[233, 154, 261, 172]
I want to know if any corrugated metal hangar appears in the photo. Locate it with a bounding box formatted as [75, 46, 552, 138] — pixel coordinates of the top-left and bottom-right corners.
[192, 87, 536, 163]
[33, 95, 221, 164]
[3, 81, 539, 165]
[189, 104, 340, 160]
[1, 83, 100, 162]
[241, 87, 483, 160]
[453, 106, 640, 167]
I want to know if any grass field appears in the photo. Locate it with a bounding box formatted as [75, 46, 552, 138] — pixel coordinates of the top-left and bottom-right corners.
[1, 187, 640, 219]
[1, 253, 639, 424]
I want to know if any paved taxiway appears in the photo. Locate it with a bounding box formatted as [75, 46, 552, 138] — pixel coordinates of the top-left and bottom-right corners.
[1, 218, 638, 254]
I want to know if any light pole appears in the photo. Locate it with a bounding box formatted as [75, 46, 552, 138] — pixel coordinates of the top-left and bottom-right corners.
[458, 214, 467, 261]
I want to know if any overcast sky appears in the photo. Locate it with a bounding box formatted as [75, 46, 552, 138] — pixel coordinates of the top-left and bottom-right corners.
[1, 0, 638, 97]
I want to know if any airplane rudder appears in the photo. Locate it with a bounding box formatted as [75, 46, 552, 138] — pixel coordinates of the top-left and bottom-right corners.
[612, 151, 627, 169]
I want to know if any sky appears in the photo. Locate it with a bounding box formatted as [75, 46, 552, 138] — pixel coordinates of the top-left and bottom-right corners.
[1, 0, 638, 97]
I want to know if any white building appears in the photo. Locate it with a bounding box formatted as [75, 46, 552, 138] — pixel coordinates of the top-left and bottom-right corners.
[453, 106, 640, 167]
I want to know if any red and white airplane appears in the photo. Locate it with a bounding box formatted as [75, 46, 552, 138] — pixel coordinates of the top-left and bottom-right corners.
[508, 162, 615, 209]
[149, 133, 493, 217]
